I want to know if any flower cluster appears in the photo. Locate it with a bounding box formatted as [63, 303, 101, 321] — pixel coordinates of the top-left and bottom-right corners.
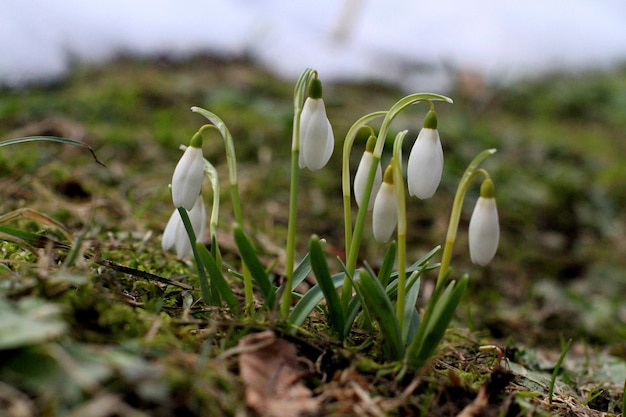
[355, 105, 499, 266]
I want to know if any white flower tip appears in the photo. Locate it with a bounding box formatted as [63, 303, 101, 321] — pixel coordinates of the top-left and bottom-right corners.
[372, 183, 397, 242]
[407, 128, 443, 200]
[468, 197, 500, 266]
[354, 152, 382, 210]
[171, 146, 204, 210]
[299, 99, 334, 171]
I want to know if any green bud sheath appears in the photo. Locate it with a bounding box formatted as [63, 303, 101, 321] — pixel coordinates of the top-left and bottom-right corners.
[423, 108, 438, 130]
[365, 135, 376, 153]
[308, 77, 323, 99]
[189, 131, 203, 148]
[383, 162, 394, 184]
[480, 178, 495, 198]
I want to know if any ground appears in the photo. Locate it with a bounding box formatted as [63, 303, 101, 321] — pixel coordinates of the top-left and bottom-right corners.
[0, 56, 624, 416]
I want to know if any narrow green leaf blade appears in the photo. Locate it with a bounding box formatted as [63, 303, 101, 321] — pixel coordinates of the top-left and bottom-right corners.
[378, 241, 397, 287]
[195, 242, 239, 313]
[309, 236, 345, 338]
[406, 275, 468, 369]
[350, 269, 403, 361]
[288, 273, 345, 328]
[233, 224, 276, 309]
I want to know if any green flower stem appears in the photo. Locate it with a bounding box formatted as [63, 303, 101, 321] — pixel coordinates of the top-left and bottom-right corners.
[345, 93, 452, 277]
[203, 158, 222, 266]
[189, 108, 253, 309]
[341, 112, 386, 309]
[282, 68, 317, 318]
[436, 149, 496, 290]
[178, 207, 212, 305]
[392, 130, 409, 334]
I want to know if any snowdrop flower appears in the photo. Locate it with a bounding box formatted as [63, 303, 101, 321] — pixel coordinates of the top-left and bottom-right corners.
[372, 164, 398, 242]
[353, 135, 382, 209]
[171, 134, 204, 211]
[299, 77, 334, 171]
[407, 109, 443, 199]
[468, 178, 499, 266]
[162, 195, 207, 258]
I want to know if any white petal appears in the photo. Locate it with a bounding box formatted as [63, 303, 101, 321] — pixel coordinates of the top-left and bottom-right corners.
[188, 195, 207, 242]
[162, 209, 181, 251]
[299, 98, 334, 171]
[468, 197, 499, 266]
[162, 196, 206, 258]
[372, 182, 398, 242]
[353, 151, 382, 210]
[407, 128, 443, 199]
[173, 221, 192, 258]
[171, 146, 204, 210]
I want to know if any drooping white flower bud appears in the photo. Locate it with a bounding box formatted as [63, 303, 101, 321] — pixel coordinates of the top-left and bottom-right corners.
[171, 134, 204, 210]
[299, 77, 334, 171]
[407, 109, 443, 199]
[162, 195, 206, 258]
[372, 164, 398, 242]
[468, 179, 499, 266]
[353, 135, 382, 210]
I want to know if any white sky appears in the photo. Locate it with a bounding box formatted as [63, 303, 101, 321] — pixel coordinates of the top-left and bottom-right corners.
[1, 0, 625, 88]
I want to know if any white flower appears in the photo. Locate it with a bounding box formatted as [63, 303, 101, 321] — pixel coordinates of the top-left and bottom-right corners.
[372, 167, 397, 242]
[162, 196, 206, 258]
[468, 192, 499, 266]
[353, 150, 382, 210]
[407, 127, 443, 199]
[171, 144, 204, 210]
[299, 97, 334, 171]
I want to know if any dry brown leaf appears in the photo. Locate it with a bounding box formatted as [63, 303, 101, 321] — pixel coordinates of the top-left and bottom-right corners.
[238, 330, 320, 417]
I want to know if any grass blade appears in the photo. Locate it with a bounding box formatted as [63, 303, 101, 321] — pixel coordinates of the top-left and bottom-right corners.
[0, 136, 105, 166]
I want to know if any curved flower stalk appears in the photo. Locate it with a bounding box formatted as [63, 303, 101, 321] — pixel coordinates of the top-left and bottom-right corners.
[407, 108, 443, 199]
[162, 195, 206, 258]
[372, 163, 398, 242]
[299, 77, 334, 171]
[171, 133, 204, 210]
[468, 178, 499, 266]
[353, 135, 382, 210]
[436, 149, 497, 289]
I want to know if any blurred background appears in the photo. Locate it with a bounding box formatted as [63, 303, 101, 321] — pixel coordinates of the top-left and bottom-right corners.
[2, 0, 626, 89]
[1, 0, 625, 349]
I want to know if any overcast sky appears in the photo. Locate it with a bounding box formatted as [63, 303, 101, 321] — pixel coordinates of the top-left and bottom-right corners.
[1, 0, 625, 88]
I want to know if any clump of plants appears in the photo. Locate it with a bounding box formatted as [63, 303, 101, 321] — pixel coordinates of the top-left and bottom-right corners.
[160, 67, 499, 373]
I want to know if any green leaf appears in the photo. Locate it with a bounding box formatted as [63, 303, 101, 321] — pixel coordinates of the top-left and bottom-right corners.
[309, 236, 346, 339]
[233, 224, 276, 309]
[405, 275, 468, 369]
[195, 242, 239, 313]
[377, 241, 397, 287]
[402, 271, 422, 343]
[288, 273, 345, 328]
[350, 269, 403, 361]
[279, 252, 311, 294]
